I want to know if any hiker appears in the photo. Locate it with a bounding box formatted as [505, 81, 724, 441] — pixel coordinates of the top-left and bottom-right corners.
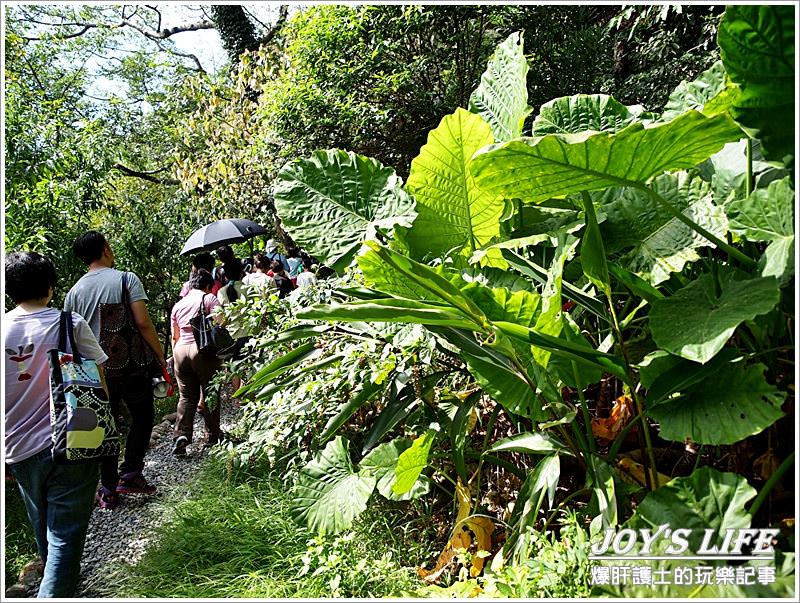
[179, 251, 215, 298]
[170, 269, 223, 456]
[286, 247, 302, 285]
[216, 258, 250, 394]
[64, 231, 166, 510]
[271, 260, 295, 299]
[296, 254, 318, 290]
[263, 238, 290, 272]
[213, 244, 235, 290]
[242, 252, 278, 296]
[4, 251, 107, 597]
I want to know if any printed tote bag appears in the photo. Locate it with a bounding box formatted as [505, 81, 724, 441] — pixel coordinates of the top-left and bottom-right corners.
[49, 311, 119, 463]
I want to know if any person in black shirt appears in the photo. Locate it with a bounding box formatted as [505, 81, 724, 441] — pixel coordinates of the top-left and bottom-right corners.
[270, 260, 295, 299]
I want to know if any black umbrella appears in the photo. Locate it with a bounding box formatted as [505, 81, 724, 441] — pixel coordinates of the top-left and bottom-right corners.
[180, 219, 267, 256]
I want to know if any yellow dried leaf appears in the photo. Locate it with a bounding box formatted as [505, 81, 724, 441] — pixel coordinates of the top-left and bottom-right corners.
[591, 395, 635, 443]
[616, 457, 670, 490]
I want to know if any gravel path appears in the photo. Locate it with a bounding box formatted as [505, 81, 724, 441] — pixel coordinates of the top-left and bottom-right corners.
[61, 401, 241, 598]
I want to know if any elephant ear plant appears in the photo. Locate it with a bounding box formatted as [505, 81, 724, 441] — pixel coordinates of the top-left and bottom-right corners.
[237, 11, 793, 593]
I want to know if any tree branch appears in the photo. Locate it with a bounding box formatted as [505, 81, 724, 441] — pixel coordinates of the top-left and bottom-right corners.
[113, 163, 179, 185]
[257, 5, 289, 47]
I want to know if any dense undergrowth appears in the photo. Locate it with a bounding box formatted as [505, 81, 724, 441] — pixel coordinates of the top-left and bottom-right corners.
[110, 457, 439, 598]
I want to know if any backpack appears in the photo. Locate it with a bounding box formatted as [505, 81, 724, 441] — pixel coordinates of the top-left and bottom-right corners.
[98, 272, 161, 380]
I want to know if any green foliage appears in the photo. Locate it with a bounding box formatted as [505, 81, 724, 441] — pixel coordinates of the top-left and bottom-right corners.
[649, 271, 780, 363]
[360, 438, 431, 502]
[273, 150, 415, 272]
[468, 31, 531, 142]
[3, 485, 39, 588]
[726, 177, 795, 284]
[531, 94, 644, 135]
[291, 436, 377, 535]
[111, 458, 430, 598]
[718, 6, 795, 163]
[471, 109, 744, 204]
[647, 361, 785, 445]
[403, 108, 502, 263]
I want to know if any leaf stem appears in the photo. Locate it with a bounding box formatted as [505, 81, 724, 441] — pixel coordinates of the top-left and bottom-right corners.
[749, 451, 794, 519]
[572, 361, 597, 454]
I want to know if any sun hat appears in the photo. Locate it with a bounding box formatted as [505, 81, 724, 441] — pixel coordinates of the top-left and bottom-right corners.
[265, 238, 277, 252]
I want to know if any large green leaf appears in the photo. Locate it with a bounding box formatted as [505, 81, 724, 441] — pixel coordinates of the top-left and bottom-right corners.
[360, 438, 431, 501]
[661, 60, 734, 122]
[471, 110, 743, 205]
[726, 177, 795, 285]
[297, 298, 479, 331]
[601, 467, 778, 598]
[650, 271, 780, 363]
[291, 436, 376, 535]
[237, 341, 320, 396]
[532, 233, 577, 367]
[718, 6, 795, 163]
[393, 428, 436, 495]
[431, 326, 539, 420]
[468, 31, 531, 142]
[273, 150, 415, 272]
[489, 432, 570, 456]
[648, 362, 784, 445]
[404, 108, 504, 261]
[532, 94, 640, 135]
[633, 467, 756, 550]
[598, 172, 729, 284]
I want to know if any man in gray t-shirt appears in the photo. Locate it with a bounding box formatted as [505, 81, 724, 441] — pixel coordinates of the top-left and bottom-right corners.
[64, 231, 166, 510]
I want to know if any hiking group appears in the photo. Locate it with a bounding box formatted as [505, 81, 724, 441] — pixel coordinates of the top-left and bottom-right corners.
[3, 231, 318, 597]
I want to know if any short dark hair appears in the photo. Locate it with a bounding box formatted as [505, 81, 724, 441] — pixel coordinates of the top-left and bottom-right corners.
[192, 252, 214, 272]
[254, 253, 270, 271]
[73, 231, 108, 265]
[5, 251, 58, 303]
[190, 269, 214, 291]
[224, 258, 244, 281]
[216, 245, 234, 263]
[270, 260, 285, 274]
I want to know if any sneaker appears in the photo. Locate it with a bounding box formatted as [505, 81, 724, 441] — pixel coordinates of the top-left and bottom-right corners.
[172, 435, 189, 456]
[96, 486, 119, 510]
[116, 471, 157, 495]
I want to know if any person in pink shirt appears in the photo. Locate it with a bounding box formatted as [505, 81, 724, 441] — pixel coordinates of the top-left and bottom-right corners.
[170, 269, 222, 456]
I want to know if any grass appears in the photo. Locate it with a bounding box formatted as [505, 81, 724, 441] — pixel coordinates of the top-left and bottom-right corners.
[109, 456, 438, 598]
[4, 482, 38, 586]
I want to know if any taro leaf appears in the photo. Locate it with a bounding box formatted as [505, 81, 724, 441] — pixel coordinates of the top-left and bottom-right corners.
[650, 272, 780, 363]
[532, 233, 577, 367]
[489, 432, 570, 456]
[638, 348, 742, 402]
[273, 150, 415, 272]
[471, 110, 744, 205]
[661, 61, 734, 122]
[598, 172, 728, 284]
[648, 362, 785, 445]
[291, 436, 376, 535]
[532, 94, 639, 135]
[432, 326, 540, 420]
[599, 467, 772, 598]
[580, 195, 611, 298]
[468, 31, 531, 142]
[726, 177, 795, 285]
[393, 428, 437, 496]
[360, 438, 431, 501]
[630, 467, 755, 551]
[404, 108, 504, 262]
[718, 6, 795, 163]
